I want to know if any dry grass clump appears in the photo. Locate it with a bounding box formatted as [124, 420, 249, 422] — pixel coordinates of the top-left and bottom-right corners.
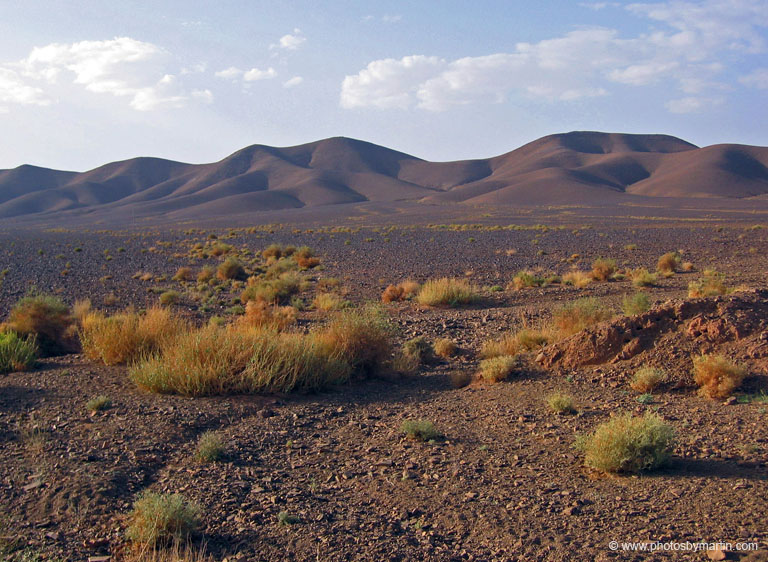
[294, 246, 320, 269]
[159, 290, 181, 306]
[630, 366, 665, 393]
[546, 392, 576, 414]
[2, 294, 74, 356]
[688, 269, 728, 298]
[656, 252, 681, 274]
[481, 329, 548, 358]
[681, 261, 694, 272]
[553, 298, 612, 338]
[562, 270, 591, 288]
[511, 271, 545, 290]
[693, 354, 746, 399]
[577, 412, 674, 474]
[0, 331, 37, 374]
[478, 355, 518, 383]
[312, 292, 348, 311]
[591, 258, 616, 281]
[401, 419, 441, 441]
[126, 492, 200, 547]
[79, 306, 188, 365]
[262, 243, 293, 260]
[197, 266, 215, 283]
[433, 338, 457, 358]
[172, 267, 194, 282]
[121, 542, 214, 562]
[629, 268, 657, 288]
[402, 336, 434, 365]
[237, 300, 296, 331]
[622, 292, 650, 316]
[381, 280, 421, 303]
[86, 395, 111, 413]
[216, 257, 246, 281]
[415, 278, 478, 307]
[240, 273, 301, 305]
[194, 431, 225, 463]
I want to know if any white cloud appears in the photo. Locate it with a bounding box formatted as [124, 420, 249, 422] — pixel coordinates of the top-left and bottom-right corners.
[341, 0, 768, 114]
[271, 28, 305, 51]
[215, 66, 243, 80]
[0, 68, 50, 106]
[3, 37, 210, 111]
[244, 67, 277, 81]
[665, 96, 722, 113]
[739, 68, 768, 88]
[283, 76, 303, 88]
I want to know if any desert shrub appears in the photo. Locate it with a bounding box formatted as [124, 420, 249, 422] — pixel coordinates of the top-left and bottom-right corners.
[79, 306, 188, 365]
[688, 270, 728, 298]
[630, 366, 665, 393]
[209, 243, 233, 257]
[401, 419, 441, 441]
[3, 294, 74, 356]
[159, 290, 181, 305]
[216, 257, 246, 281]
[622, 293, 650, 316]
[172, 267, 194, 282]
[546, 392, 576, 414]
[577, 412, 674, 473]
[656, 252, 680, 274]
[391, 350, 421, 375]
[481, 329, 548, 358]
[86, 395, 111, 412]
[693, 354, 746, 399]
[402, 336, 434, 365]
[553, 298, 611, 338]
[295, 247, 320, 269]
[681, 261, 694, 272]
[277, 512, 300, 526]
[126, 492, 200, 547]
[433, 338, 456, 358]
[313, 306, 392, 376]
[312, 292, 348, 311]
[262, 244, 285, 259]
[630, 268, 657, 288]
[237, 300, 296, 331]
[511, 271, 545, 290]
[195, 431, 225, 462]
[562, 270, 591, 288]
[0, 332, 37, 374]
[591, 258, 616, 281]
[240, 273, 301, 305]
[416, 278, 478, 307]
[197, 266, 215, 283]
[381, 281, 420, 303]
[478, 355, 518, 383]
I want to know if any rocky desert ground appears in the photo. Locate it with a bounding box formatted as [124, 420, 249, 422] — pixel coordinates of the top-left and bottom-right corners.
[1, 206, 767, 562]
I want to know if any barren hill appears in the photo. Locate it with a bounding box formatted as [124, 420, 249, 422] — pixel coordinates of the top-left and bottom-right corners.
[1, 132, 767, 222]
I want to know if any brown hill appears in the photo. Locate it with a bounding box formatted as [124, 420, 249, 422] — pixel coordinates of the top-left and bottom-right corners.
[1, 132, 766, 222]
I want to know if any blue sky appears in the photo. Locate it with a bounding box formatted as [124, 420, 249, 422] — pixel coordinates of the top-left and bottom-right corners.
[1, 0, 766, 170]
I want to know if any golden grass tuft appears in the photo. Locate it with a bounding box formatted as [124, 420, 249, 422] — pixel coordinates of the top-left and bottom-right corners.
[2, 294, 74, 356]
[312, 292, 348, 311]
[629, 268, 657, 288]
[172, 267, 194, 282]
[693, 354, 746, 399]
[481, 329, 548, 358]
[553, 298, 612, 338]
[126, 492, 200, 547]
[688, 269, 728, 298]
[237, 300, 296, 331]
[656, 252, 680, 274]
[0, 331, 37, 374]
[478, 355, 518, 383]
[216, 257, 246, 281]
[562, 270, 591, 288]
[433, 337, 457, 358]
[577, 412, 674, 474]
[591, 258, 616, 282]
[382, 281, 420, 303]
[240, 273, 301, 305]
[415, 278, 478, 307]
[79, 306, 188, 365]
[546, 392, 576, 414]
[630, 366, 665, 393]
[622, 292, 651, 316]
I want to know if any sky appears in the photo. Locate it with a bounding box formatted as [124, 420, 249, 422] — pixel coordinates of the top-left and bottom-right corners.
[0, 0, 766, 171]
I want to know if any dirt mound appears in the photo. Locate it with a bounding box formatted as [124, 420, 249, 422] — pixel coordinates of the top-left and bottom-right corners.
[539, 289, 768, 385]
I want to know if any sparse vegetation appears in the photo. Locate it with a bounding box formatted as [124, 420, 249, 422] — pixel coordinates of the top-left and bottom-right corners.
[511, 270, 545, 290]
[160, 290, 181, 305]
[622, 292, 650, 316]
[577, 412, 675, 474]
[629, 268, 657, 288]
[85, 395, 111, 412]
[401, 419, 441, 441]
[217, 257, 246, 281]
[402, 336, 434, 365]
[693, 354, 746, 399]
[1, 294, 74, 356]
[381, 280, 421, 303]
[688, 269, 728, 298]
[172, 267, 194, 282]
[277, 511, 300, 526]
[481, 329, 548, 358]
[0, 332, 37, 374]
[657, 252, 680, 274]
[478, 355, 518, 383]
[312, 292, 348, 311]
[415, 278, 478, 307]
[240, 273, 301, 305]
[126, 492, 200, 547]
[630, 366, 665, 393]
[591, 258, 616, 281]
[562, 270, 591, 288]
[433, 338, 457, 358]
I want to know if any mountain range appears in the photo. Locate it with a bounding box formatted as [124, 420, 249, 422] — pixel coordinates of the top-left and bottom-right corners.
[1, 131, 767, 222]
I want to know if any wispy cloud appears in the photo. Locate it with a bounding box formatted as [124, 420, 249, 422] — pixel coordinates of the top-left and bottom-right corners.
[341, 0, 767, 113]
[215, 66, 277, 81]
[283, 76, 303, 88]
[270, 28, 306, 51]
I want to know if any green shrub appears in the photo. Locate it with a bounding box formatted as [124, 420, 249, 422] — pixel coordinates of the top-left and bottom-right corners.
[126, 492, 200, 546]
[0, 332, 37, 374]
[401, 419, 441, 441]
[511, 271, 545, 290]
[85, 395, 111, 412]
[240, 273, 301, 305]
[630, 268, 657, 288]
[622, 293, 650, 316]
[195, 431, 225, 462]
[403, 336, 434, 365]
[630, 367, 665, 393]
[577, 412, 674, 473]
[217, 257, 246, 281]
[688, 270, 728, 298]
[546, 392, 576, 414]
[159, 290, 180, 305]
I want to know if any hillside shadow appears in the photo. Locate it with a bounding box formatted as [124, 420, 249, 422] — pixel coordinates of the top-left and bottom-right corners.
[652, 457, 767, 481]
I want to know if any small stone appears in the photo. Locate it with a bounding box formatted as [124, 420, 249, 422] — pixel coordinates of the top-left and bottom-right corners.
[706, 547, 726, 560]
